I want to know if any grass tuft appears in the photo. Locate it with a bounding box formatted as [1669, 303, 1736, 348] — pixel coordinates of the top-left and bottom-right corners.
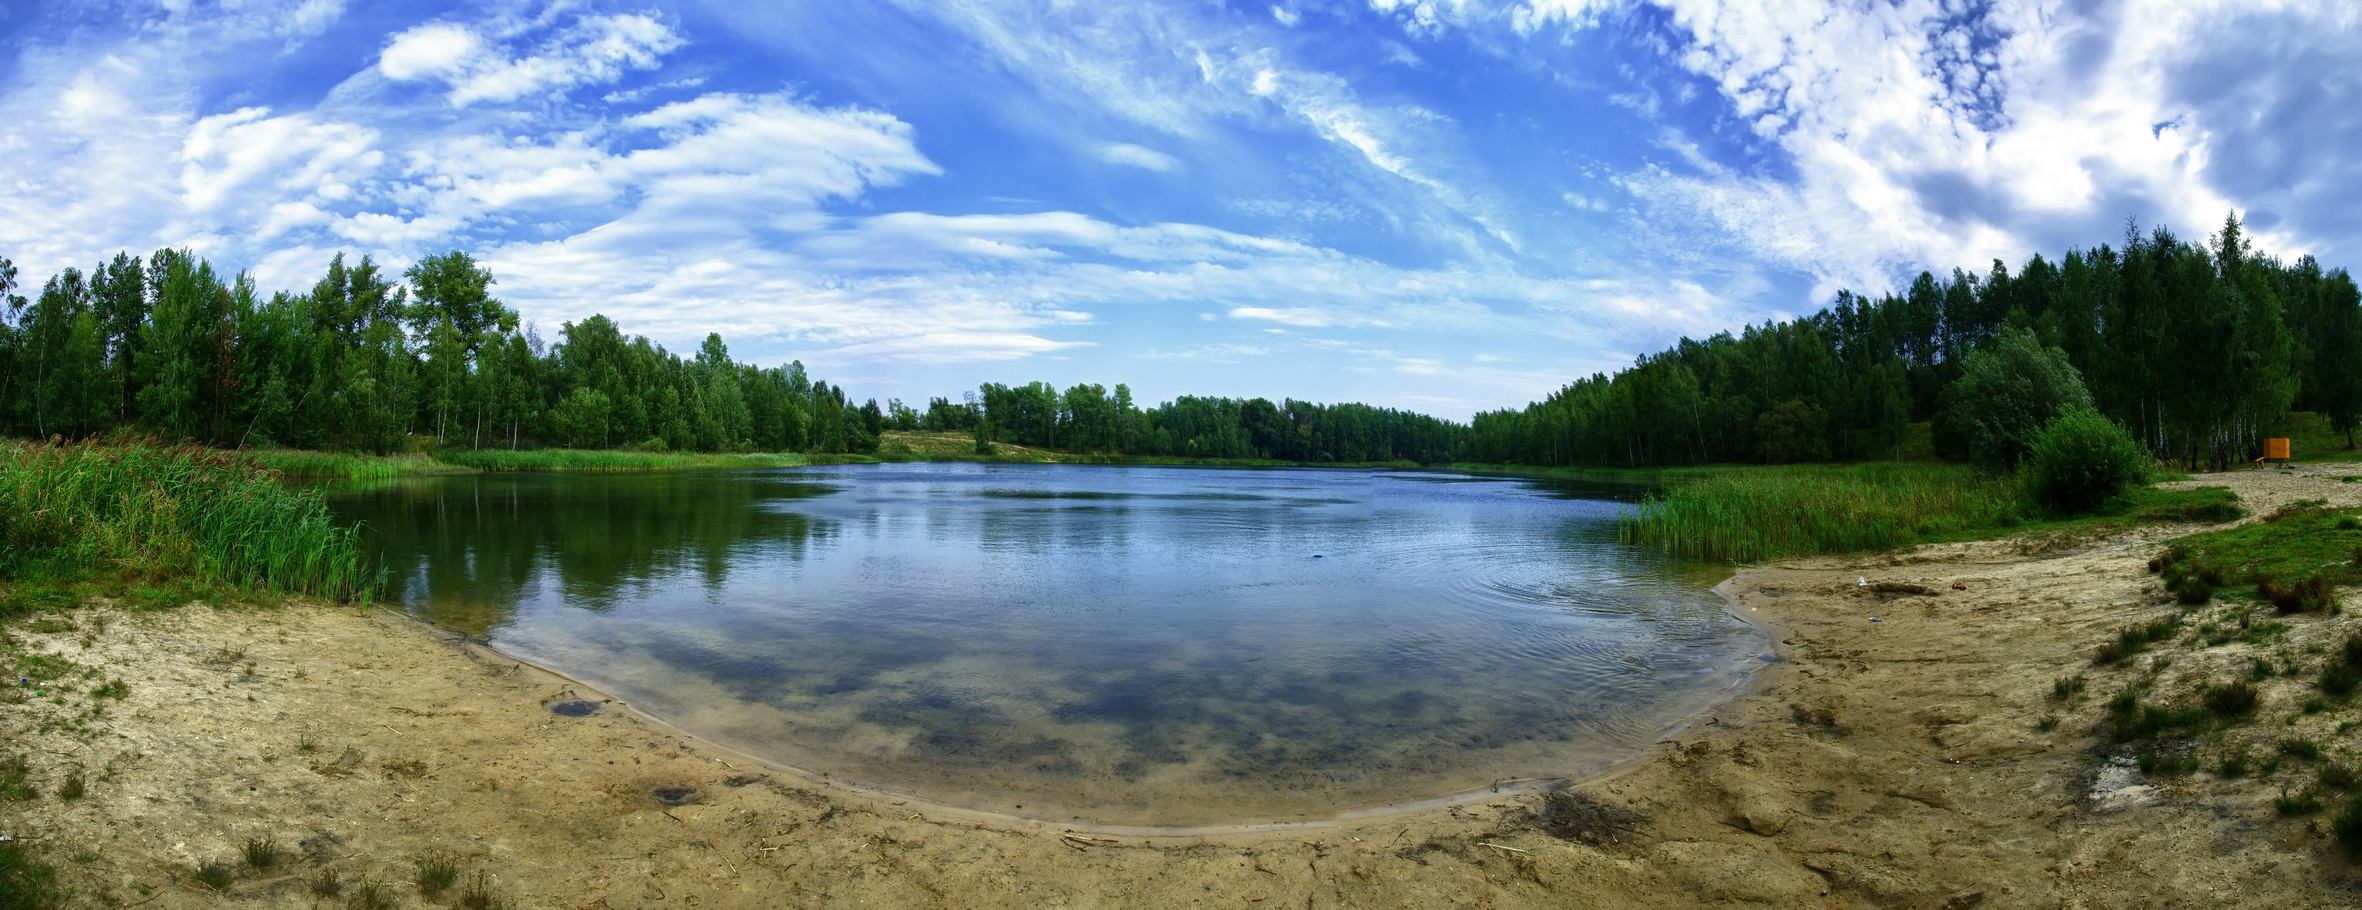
[241, 836, 277, 870]
[457, 871, 508, 910]
[2276, 789, 2324, 816]
[2094, 618, 2181, 667]
[416, 853, 459, 899]
[0, 754, 36, 802]
[2202, 680, 2260, 718]
[192, 861, 235, 892]
[346, 877, 393, 910]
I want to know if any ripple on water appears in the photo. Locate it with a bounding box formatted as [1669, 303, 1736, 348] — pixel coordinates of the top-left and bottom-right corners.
[335, 464, 1767, 826]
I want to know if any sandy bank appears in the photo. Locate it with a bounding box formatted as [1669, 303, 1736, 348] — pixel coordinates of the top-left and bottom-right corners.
[6, 464, 2360, 908]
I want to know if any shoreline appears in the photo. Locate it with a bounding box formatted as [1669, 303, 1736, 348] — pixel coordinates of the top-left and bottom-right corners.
[6, 464, 2358, 907]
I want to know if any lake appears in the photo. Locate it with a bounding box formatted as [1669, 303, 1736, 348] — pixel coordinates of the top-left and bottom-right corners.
[328, 463, 1768, 827]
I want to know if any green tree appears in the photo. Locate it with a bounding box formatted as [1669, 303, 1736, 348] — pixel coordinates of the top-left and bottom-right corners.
[1939, 327, 2095, 470]
[2315, 270, 2362, 447]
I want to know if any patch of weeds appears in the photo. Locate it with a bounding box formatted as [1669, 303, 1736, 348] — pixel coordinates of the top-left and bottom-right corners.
[2320, 763, 2361, 793]
[309, 867, 342, 897]
[241, 836, 277, 870]
[2203, 680, 2260, 718]
[457, 872, 508, 910]
[2322, 663, 2360, 698]
[2105, 691, 2211, 742]
[58, 769, 83, 801]
[2259, 575, 2337, 614]
[346, 878, 394, 910]
[2282, 738, 2325, 762]
[296, 734, 318, 754]
[1524, 789, 1648, 845]
[2052, 674, 2087, 700]
[2219, 748, 2253, 778]
[2095, 618, 2182, 667]
[25, 617, 74, 634]
[198, 646, 246, 669]
[192, 861, 236, 892]
[2276, 788, 2324, 816]
[2337, 799, 2362, 860]
[2249, 656, 2278, 681]
[2137, 749, 2200, 776]
[0, 842, 63, 910]
[0, 754, 37, 802]
[90, 679, 126, 700]
[416, 853, 459, 899]
[2035, 714, 2060, 732]
[2304, 697, 2334, 715]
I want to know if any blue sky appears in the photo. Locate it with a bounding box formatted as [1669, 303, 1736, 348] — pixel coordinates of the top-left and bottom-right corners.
[1, 1, 2356, 418]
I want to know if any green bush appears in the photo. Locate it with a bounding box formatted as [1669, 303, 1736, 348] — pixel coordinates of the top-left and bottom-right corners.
[1939, 327, 2097, 469]
[2025, 409, 2152, 515]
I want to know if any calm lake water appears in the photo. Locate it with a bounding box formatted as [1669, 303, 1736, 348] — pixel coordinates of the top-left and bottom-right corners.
[328, 463, 1768, 826]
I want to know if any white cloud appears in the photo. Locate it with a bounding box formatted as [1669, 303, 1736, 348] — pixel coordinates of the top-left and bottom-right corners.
[1094, 142, 1179, 172]
[1607, 0, 2362, 298]
[377, 12, 683, 107]
[1272, 6, 1302, 27]
[378, 22, 480, 81]
[1229, 306, 1334, 328]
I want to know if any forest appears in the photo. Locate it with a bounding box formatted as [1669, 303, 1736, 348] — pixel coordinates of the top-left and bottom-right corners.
[1472, 214, 2362, 471]
[0, 249, 1461, 464]
[0, 213, 2352, 470]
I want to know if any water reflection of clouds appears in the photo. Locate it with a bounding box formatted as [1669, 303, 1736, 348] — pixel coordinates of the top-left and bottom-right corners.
[331, 464, 1766, 824]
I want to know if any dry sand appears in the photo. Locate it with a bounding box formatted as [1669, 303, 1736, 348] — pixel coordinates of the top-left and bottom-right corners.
[6, 463, 2362, 908]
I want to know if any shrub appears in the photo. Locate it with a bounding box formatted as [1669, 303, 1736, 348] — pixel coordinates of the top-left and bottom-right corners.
[2203, 680, 2260, 718]
[2024, 408, 2152, 515]
[2338, 799, 2362, 859]
[2322, 663, 2360, 698]
[1939, 327, 2097, 470]
[2259, 575, 2336, 614]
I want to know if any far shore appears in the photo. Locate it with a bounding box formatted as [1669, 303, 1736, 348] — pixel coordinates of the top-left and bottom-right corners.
[5, 463, 2358, 907]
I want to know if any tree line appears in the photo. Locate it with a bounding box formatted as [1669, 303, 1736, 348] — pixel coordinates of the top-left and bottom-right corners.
[0, 248, 1468, 463]
[0, 249, 890, 455]
[1470, 214, 2362, 470]
[5, 213, 2350, 471]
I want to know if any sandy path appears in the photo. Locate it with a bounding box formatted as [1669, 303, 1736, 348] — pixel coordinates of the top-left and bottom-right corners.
[5, 464, 2360, 908]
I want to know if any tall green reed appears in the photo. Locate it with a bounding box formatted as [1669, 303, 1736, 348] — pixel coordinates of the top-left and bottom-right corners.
[1, 438, 380, 601]
[1621, 462, 2026, 563]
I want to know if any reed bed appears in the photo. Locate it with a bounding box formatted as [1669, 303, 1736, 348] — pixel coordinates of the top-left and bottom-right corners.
[0, 438, 380, 601]
[431, 449, 810, 472]
[240, 449, 460, 479]
[1621, 462, 2027, 563]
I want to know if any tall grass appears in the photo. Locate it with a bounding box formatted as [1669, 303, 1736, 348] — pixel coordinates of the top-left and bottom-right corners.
[1621, 463, 2029, 563]
[0, 438, 381, 601]
[241, 449, 461, 479]
[431, 448, 810, 472]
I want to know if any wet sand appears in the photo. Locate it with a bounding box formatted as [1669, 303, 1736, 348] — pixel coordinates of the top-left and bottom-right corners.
[6, 464, 2359, 907]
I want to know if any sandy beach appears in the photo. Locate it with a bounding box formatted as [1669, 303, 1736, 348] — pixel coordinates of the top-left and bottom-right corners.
[6, 463, 2359, 908]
